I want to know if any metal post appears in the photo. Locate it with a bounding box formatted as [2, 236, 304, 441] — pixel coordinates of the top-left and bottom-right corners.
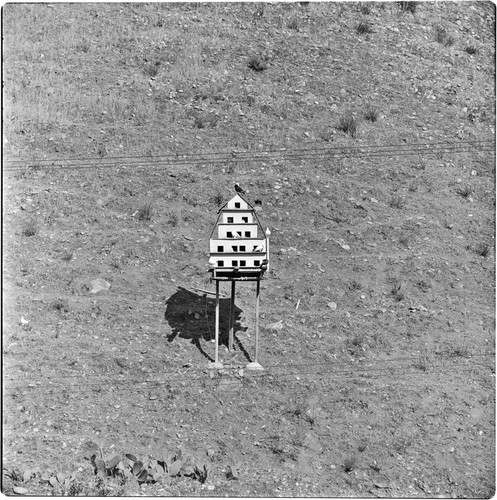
[228, 280, 235, 351]
[209, 279, 223, 369]
[247, 278, 263, 370]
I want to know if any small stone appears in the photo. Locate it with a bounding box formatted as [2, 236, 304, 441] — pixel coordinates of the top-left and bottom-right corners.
[370, 197, 378, 203]
[327, 302, 337, 310]
[13, 487, 28, 495]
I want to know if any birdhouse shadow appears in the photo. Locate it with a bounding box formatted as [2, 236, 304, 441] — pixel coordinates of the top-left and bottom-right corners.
[164, 286, 251, 362]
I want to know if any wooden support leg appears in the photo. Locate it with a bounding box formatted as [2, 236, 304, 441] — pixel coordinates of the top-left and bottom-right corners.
[209, 280, 223, 369]
[247, 279, 263, 370]
[228, 280, 235, 351]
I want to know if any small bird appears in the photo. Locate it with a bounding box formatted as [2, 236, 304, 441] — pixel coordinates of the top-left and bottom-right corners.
[254, 244, 264, 252]
[234, 183, 245, 194]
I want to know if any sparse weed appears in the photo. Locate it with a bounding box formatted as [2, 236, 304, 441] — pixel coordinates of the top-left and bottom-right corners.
[211, 191, 224, 207]
[144, 61, 160, 77]
[415, 155, 427, 171]
[137, 203, 153, 221]
[22, 219, 38, 237]
[363, 105, 379, 122]
[52, 298, 69, 313]
[193, 114, 219, 129]
[413, 350, 430, 371]
[343, 455, 357, 473]
[359, 3, 372, 15]
[408, 179, 419, 192]
[389, 194, 406, 209]
[398, 1, 417, 14]
[456, 185, 472, 198]
[474, 243, 491, 258]
[61, 250, 73, 262]
[356, 20, 373, 35]
[247, 55, 267, 72]
[399, 234, 410, 247]
[337, 113, 359, 138]
[434, 25, 454, 46]
[450, 344, 471, 358]
[287, 16, 300, 31]
[348, 279, 362, 291]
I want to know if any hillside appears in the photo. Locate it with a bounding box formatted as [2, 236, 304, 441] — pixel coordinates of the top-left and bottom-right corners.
[2, 2, 496, 497]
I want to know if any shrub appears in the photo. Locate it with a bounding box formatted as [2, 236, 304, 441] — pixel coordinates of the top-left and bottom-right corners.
[337, 113, 358, 137]
[356, 20, 373, 35]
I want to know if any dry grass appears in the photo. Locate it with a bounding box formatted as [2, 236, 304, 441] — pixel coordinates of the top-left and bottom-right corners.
[2, 3, 495, 498]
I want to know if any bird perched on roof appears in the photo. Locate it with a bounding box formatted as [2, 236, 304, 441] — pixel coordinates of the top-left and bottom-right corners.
[234, 183, 245, 194]
[254, 244, 264, 252]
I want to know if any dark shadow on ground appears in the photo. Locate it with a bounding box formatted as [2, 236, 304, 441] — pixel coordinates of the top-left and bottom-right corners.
[164, 286, 251, 362]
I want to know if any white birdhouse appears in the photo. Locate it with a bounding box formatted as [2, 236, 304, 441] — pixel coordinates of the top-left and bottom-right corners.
[209, 193, 269, 280]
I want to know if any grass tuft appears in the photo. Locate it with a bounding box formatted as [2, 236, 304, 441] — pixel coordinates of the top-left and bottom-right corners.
[363, 105, 379, 123]
[22, 219, 38, 237]
[456, 185, 472, 198]
[356, 20, 373, 35]
[390, 280, 404, 301]
[398, 1, 418, 14]
[343, 455, 357, 473]
[166, 209, 180, 227]
[464, 45, 479, 55]
[137, 203, 153, 221]
[337, 113, 359, 137]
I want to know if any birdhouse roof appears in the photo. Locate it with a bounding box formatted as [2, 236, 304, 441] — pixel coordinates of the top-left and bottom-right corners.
[216, 193, 253, 213]
[210, 194, 265, 240]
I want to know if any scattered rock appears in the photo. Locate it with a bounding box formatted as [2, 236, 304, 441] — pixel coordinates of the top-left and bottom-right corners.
[90, 278, 111, 294]
[13, 487, 28, 495]
[267, 320, 283, 331]
[327, 302, 337, 310]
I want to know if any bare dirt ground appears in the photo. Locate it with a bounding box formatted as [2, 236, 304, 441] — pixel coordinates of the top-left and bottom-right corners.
[2, 2, 495, 497]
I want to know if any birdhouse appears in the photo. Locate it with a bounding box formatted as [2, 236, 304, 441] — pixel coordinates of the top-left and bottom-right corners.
[208, 193, 269, 280]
